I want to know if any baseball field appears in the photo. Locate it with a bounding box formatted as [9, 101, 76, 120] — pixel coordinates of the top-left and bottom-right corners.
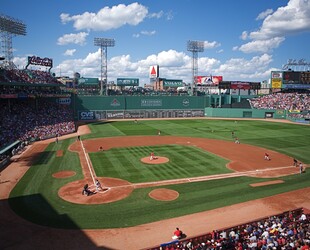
[3, 118, 310, 249]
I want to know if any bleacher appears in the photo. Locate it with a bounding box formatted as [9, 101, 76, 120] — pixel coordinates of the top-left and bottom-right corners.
[146, 208, 309, 250]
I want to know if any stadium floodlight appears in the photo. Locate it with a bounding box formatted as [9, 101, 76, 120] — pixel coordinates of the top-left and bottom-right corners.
[0, 14, 26, 69]
[187, 40, 205, 95]
[94, 38, 115, 95]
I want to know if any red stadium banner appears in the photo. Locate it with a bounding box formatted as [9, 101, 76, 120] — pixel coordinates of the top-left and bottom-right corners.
[231, 81, 250, 90]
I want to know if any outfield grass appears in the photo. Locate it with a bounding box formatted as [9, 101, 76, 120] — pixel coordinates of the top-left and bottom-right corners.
[9, 119, 310, 229]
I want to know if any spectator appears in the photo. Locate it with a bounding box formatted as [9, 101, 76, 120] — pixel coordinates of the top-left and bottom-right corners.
[153, 209, 310, 250]
[172, 227, 182, 240]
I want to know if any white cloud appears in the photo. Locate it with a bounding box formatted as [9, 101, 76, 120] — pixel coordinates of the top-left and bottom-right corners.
[240, 31, 248, 41]
[148, 10, 174, 20]
[238, 37, 285, 53]
[60, 13, 70, 24]
[250, 0, 310, 40]
[232, 46, 239, 51]
[165, 11, 174, 21]
[57, 32, 88, 45]
[157, 50, 188, 67]
[133, 30, 156, 38]
[63, 49, 76, 56]
[216, 54, 273, 80]
[141, 30, 156, 36]
[204, 41, 221, 49]
[13, 56, 27, 69]
[60, 2, 148, 31]
[256, 8, 273, 20]
[238, 0, 310, 54]
[148, 10, 164, 19]
[51, 49, 273, 84]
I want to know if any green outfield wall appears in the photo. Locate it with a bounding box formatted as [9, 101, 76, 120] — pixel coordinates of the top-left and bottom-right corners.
[73, 95, 289, 121]
[204, 107, 287, 119]
[75, 95, 206, 110]
[74, 95, 207, 120]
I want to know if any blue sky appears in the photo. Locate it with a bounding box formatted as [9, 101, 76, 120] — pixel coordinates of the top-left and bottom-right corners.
[1, 0, 310, 85]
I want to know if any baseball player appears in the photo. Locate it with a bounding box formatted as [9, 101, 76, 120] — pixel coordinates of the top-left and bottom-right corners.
[150, 152, 154, 161]
[299, 162, 304, 174]
[95, 179, 103, 191]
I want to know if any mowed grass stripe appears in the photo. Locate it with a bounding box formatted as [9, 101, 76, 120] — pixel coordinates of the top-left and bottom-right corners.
[90, 145, 230, 182]
[87, 122, 126, 138]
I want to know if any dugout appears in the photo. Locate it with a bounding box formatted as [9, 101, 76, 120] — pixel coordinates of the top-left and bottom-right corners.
[0, 140, 21, 170]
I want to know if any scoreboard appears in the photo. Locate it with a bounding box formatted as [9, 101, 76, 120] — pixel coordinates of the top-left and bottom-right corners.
[271, 71, 310, 89]
[300, 72, 310, 84]
[282, 71, 310, 84]
[283, 71, 300, 84]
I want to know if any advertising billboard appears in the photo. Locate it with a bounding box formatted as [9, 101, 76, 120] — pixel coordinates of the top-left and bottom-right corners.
[219, 81, 260, 90]
[149, 65, 159, 78]
[271, 71, 283, 79]
[116, 78, 139, 86]
[163, 79, 183, 87]
[78, 78, 99, 85]
[195, 76, 223, 85]
[78, 111, 95, 120]
[26, 56, 53, 68]
[271, 79, 282, 89]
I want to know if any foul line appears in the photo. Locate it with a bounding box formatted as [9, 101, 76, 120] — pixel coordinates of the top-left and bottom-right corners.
[80, 139, 96, 186]
[109, 165, 298, 189]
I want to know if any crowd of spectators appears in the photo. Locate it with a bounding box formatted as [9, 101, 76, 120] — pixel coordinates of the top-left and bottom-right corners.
[151, 209, 309, 250]
[0, 84, 69, 97]
[249, 93, 310, 111]
[0, 68, 60, 85]
[0, 99, 75, 149]
[105, 87, 189, 97]
[287, 111, 310, 120]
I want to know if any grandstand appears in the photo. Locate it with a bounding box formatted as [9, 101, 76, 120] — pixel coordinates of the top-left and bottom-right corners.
[147, 208, 309, 250]
[0, 12, 309, 250]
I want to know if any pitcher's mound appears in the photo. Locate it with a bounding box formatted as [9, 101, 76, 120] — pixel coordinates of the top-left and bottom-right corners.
[141, 156, 169, 164]
[149, 188, 179, 201]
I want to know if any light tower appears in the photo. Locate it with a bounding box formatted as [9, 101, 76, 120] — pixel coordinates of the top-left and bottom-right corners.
[187, 40, 204, 95]
[94, 38, 115, 95]
[0, 14, 26, 69]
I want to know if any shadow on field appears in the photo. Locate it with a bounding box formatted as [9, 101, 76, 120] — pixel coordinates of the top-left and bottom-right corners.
[1, 194, 112, 249]
[12, 151, 55, 166]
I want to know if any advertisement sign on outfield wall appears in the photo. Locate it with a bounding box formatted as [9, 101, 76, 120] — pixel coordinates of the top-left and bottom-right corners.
[78, 111, 95, 120]
[58, 98, 71, 105]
